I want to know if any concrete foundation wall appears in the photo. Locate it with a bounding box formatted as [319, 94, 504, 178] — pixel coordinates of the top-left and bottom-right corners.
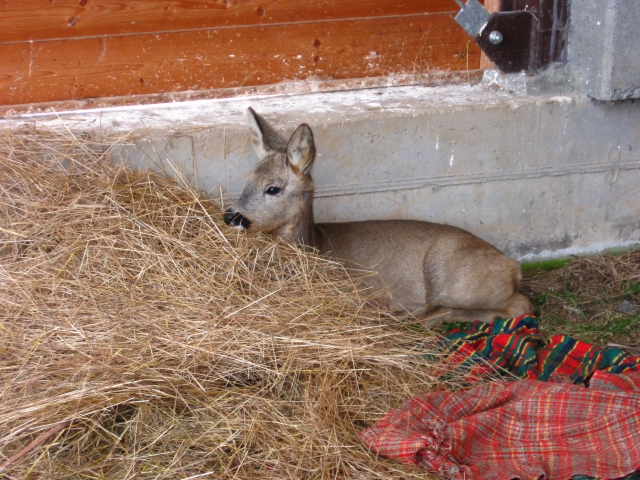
[4, 84, 640, 260]
[569, 0, 640, 101]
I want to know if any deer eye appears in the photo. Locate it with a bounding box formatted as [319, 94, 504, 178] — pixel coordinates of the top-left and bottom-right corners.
[265, 186, 281, 195]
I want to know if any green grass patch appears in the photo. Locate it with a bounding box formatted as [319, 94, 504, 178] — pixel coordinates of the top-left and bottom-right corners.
[521, 257, 573, 272]
[624, 281, 640, 296]
[441, 321, 472, 333]
[537, 313, 640, 345]
[605, 315, 640, 336]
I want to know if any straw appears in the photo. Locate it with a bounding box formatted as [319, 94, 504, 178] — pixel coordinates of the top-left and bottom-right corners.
[0, 126, 449, 479]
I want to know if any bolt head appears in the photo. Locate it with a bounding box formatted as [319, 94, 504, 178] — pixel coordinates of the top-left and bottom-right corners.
[489, 30, 503, 44]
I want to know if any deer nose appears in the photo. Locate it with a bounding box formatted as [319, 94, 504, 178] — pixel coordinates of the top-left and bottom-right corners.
[223, 208, 236, 225]
[223, 208, 252, 229]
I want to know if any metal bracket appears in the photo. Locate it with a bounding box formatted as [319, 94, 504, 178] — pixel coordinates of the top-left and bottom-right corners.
[454, 0, 539, 74]
[454, 0, 491, 38]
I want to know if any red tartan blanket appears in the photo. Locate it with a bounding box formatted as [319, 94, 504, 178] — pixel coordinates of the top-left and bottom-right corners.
[360, 371, 640, 480]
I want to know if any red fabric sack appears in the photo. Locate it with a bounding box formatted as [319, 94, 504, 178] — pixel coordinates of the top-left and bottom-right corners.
[360, 372, 640, 480]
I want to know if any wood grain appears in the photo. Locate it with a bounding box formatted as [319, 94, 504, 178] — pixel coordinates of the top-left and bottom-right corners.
[0, 0, 463, 42]
[479, 0, 500, 69]
[0, 14, 480, 106]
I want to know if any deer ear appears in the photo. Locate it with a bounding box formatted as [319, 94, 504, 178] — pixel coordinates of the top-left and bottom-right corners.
[287, 124, 316, 174]
[246, 107, 287, 158]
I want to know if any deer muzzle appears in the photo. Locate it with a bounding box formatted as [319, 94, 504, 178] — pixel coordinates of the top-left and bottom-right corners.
[223, 208, 252, 230]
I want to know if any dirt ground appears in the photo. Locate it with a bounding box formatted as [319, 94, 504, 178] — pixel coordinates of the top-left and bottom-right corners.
[519, 251, 640, 354]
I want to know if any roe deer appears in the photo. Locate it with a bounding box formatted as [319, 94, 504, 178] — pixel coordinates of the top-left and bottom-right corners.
[224, 108, 533, 324]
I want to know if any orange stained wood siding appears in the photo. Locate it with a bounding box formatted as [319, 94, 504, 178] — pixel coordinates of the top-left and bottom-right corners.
[0, 0, 481, 107]
[479, 0, 500, 69]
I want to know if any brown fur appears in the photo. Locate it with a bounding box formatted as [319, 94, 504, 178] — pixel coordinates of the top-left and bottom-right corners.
[224, 108, 533, 325]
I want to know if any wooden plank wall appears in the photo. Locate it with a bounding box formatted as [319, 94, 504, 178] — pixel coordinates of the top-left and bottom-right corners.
[0, 0, 482, 107]
[479, 0, 500, 69]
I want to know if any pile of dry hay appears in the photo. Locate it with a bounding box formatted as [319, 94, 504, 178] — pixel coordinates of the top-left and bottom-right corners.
[0, 128, 447, 479]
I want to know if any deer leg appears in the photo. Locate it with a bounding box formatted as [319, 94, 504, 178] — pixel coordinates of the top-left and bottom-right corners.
[501, 292, 535, 318]
[419, 307, 455, 328]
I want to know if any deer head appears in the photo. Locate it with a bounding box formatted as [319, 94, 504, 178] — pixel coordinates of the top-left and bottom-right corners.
[224, 108, 318, 246]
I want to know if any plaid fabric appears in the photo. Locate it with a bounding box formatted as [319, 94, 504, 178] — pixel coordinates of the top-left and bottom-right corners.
[440, 315, 640, 384]
[359, 371, 640, 480]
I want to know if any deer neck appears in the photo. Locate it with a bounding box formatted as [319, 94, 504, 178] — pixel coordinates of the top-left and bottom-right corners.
[277, 190, 320, 249]
[296, 190, 321, 249]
